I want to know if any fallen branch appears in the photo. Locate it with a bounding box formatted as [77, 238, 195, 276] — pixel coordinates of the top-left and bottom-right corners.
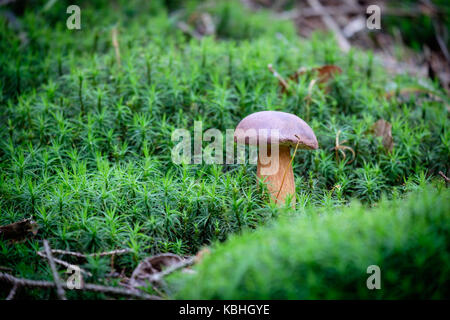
[6, 283, 18, 300]
[47, 248, 132, 258]
[37, 251, 92, 277]
[147, 257, 195, 283]
[306, 0, 351, 53]
[274, 5, 425, 20]
[36, 248, 133, 280]
[0, 272, 160, 300]
[43, 240, 66, 300]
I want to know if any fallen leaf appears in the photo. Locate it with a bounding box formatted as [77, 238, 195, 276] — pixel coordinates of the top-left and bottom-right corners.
[291, 65, 342, 85]
[372, 119, 394, 153]
[178, 12, 216, 39]
[282, 65, 342, 94]
[129, 253, 183, 288]
[0, 218, 38, 243]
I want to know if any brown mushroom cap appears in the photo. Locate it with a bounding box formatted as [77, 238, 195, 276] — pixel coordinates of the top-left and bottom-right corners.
[234, 111, 318, 149]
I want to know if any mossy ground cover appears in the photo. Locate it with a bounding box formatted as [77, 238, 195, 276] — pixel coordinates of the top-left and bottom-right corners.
[170, 184, 450, 299]
[0, 0, 449, 299]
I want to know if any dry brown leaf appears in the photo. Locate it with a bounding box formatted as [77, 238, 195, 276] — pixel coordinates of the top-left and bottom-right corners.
[279, 65, 342, 94]
[178, 12, 216, 40]
[292, 65, 342, 84]
[372, 119, 394, 153]
[129, 253, 183, 288]
[0, 218, 38, 243]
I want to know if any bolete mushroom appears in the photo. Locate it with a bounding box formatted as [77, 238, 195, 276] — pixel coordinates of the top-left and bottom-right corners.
[234, 111, 318, 206]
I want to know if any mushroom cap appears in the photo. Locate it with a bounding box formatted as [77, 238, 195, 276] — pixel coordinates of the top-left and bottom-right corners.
[234, 111, 318, 149]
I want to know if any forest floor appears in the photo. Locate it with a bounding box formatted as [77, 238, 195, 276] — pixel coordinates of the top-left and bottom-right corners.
[0, 0, 449, 299]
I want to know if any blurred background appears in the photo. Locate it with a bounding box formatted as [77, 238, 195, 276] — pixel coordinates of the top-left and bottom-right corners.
[1, 0, 449, 93]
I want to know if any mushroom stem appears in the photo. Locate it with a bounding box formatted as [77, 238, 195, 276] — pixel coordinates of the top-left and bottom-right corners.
[257, 145, 295, 206]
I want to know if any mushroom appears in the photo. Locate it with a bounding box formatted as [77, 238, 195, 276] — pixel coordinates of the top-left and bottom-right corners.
[234, 111, 318, 206]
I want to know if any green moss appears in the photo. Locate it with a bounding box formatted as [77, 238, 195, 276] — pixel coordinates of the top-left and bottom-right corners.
[0, 0, 449, 299]
[171, 185, 450, 299]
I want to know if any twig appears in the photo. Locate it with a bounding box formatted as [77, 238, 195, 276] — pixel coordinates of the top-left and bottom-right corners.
[0, 272, 160, 300]
[6, 283, 18, 300]
[37, 251, 92, 277]
[48, 248, 131, 258]
[332, 130, 355, 164]
[268, 64, 290, 92]
[43, 240, 67, 300]
[148, 257, 195, 283]
[120, 281, 167, 299]
[342, 0, 366, 38]
[306, 0, 351, 53]
[111, 26, 121, 67]
[438, 171, 450, 183]
[275, 5, 423, 19]
[36, 248, 131, 278]
[36, 248, 131, 276]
